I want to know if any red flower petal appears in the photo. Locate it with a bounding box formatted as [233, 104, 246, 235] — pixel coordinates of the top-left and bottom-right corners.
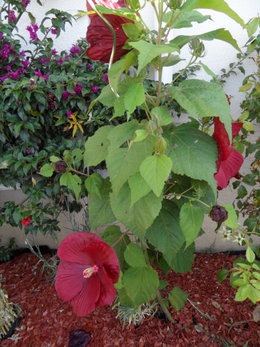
[84, 240, 120, 283]
[214, 147, 244, 190]
[214, 117, 231, 160]
[86, 14, 130, 63]
[71, 275, 100, 316]
[57, 232, 100, 264]
[55, 261, 86, 301]
[21, 216, 31, 226]
[86, 0, 126, 12]
[232, 122, 243, 139]
[96, 266, 117, 306]
[214, 117, 244, 189]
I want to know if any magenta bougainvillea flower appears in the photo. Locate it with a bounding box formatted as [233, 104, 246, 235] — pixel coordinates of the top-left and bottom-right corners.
[55, 232, 120, 316]
[21, 216, 31, 226]
[86, 14, 130, 63]
[214, 117, 244, 190]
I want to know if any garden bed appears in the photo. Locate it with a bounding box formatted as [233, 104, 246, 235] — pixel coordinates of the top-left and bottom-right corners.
[0, 251, 259, 347]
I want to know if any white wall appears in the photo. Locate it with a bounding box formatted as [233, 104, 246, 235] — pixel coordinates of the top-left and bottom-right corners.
[15, 0, 260, 119]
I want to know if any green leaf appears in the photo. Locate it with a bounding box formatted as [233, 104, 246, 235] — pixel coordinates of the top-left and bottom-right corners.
[223, 204, 238, 229]
[128, 172, 151, 206]
[39, 163, 54, 177]
[60, 172, 81, 200]
[199, 61, 217, 80]
[110, 183, 162, 240]
[161, 54, 182, 67]
[117, 287, 135, 307]
[91, 85, 116, 109]
[146, 200, 185, 266]
[182, 0, 245, 27]
[107, 136, 154, 195]
[124, 83, 145, 116]
[140, 155, 172, 197]
[102, 225, 130, 269]
[108, 120, 139, 149]
[151, 106, 173, 126]
[235, 284, 251, 302]
[84, 126, 112, 167]
[108, 51, 137, 94]
[129, 40, 179, 74]
[246, 247, 255, 264]
[180, 202, 204, 248]
[123, 266, 159, 306]
[247, 17, 259, 37]
[170, 243, 195, 273]
[124, 243, 146, 267]
[168, 286, 188, 311]
[123, 22, 143, 40]
[171, 28, 240, 52]
[88, 179, 115, 229]
[49, 156, 60, 163]
[95, 4, 136, 20]
[85, 173, 103, 199]
[217, 269, 229, 282]
[167, 124, 218, 196]
[164, 9, 210, 28]
[130, 129, 149, 146]
[168, 80, 232, 140]
[238, 185, 247, 199]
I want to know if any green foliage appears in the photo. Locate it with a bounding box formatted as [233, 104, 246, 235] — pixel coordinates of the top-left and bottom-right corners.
[0, 238, 15, 263]
[2, 0, 257, 321]
[0, 1, 114, 237]
[168, 286, 188, 311]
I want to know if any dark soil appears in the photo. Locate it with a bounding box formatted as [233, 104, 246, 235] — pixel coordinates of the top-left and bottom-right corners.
[0, 252, 259, 347]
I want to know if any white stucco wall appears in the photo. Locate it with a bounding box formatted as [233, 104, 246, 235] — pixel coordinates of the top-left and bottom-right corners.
[0, 1, 259, 250]
[14, 0, 260, 119]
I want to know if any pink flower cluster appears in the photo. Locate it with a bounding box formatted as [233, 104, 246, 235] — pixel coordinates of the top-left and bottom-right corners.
[26, 24, 39, 41]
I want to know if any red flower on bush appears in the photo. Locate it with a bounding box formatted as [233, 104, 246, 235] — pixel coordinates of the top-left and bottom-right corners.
[86, 14, 130, 63]
[214, 117, 244, 190]
[55, 232, 120, 316]
[21, 216, 31, 226]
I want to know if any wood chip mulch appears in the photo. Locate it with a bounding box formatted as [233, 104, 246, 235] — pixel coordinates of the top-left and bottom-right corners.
[0, 252, 259, 347]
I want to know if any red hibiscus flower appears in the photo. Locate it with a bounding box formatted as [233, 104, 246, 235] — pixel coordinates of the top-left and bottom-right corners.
[21, 216, 31, 226]
[86, 14, 131, 63]
[214, 117, 244, 190]
[86, 0, 126, 12]
[55, 232, 120, 316]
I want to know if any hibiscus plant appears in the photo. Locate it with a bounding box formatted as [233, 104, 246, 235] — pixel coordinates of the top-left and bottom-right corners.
[38, 1, 260, 316]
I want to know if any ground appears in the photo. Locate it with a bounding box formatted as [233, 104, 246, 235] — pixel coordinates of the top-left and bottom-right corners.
[0, 252, 259, 347]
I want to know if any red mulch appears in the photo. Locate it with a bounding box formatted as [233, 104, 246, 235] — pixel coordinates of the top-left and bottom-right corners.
[0, 252, 259, 347]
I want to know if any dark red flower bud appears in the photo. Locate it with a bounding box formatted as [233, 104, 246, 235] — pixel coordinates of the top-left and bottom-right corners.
[209, 205, 228, 223]
[55, 160, 67, 173]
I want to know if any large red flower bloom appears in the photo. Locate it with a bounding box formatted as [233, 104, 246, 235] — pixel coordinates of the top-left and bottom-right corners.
[55, 232, 120, 316]
[214, 117, 244, 190]
[86, 14, 130, 63]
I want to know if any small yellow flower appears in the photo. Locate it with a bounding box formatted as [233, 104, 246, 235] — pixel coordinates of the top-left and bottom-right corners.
[67, 112, 84, 137]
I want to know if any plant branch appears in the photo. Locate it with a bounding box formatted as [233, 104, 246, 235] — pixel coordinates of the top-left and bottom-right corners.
[187, 298, 214, 321]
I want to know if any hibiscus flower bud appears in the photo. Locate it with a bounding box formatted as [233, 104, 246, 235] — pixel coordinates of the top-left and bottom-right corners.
[55, 160, 67, 173]
[209, 205, 228, 223]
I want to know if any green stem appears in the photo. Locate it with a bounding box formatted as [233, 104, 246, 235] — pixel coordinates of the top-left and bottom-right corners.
[140, 240, 176, 324]
[181, 195, 210, 209]
[70, 167, 89, 177]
